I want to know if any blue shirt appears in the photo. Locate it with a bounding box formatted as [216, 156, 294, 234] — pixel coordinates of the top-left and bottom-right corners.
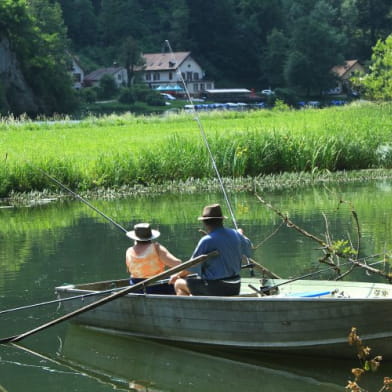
[190, 227, 252, 280]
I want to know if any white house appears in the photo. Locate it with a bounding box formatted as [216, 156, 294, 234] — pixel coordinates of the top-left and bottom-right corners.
[84, 67, 128, 88]
[139, 51, 214, 95]
[328, 59, 365, 95]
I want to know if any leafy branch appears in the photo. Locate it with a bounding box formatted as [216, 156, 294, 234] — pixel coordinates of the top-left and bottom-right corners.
[255, 193, 392, 282]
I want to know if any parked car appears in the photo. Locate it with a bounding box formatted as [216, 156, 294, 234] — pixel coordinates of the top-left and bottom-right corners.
[261, 89, 274, 96]
[160, 93, 176, 100]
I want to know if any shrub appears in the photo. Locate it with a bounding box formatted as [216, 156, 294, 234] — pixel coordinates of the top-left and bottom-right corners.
[98, 75, 118, 99]
[118, 88, 135, 104]
[79, 87, 98, 103]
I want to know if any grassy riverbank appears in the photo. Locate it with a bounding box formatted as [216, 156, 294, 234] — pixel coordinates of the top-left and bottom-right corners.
[1, 102, 392, 198]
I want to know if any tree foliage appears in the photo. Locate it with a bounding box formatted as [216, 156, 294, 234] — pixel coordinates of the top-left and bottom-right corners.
[2, 0, 392, 116]
[0, 0, 78, 115]
[353, 34, 392, 100]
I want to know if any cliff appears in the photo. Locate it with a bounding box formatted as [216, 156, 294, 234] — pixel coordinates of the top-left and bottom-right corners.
[0, 36, 39, 115]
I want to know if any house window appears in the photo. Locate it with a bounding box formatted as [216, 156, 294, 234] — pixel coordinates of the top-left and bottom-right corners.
[145, 73, 151, 81]
[200, 83, 205, 91]
[193, 73, 199, 80]
[117, 74, 122, 80]
[194, 84, 199, 92]
[182, 72, 185, 80]
[186, 72, 192, 81]
[169, 72, 173, 80]
[153, 72, 160, 81]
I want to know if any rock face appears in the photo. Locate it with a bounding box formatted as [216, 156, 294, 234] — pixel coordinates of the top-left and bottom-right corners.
[0, 36, 38, 115]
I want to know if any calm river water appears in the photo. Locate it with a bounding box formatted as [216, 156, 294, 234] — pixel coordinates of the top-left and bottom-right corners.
[1, 179, 392, 391]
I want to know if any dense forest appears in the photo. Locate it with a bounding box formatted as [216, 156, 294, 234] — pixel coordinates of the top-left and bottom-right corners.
[0, 0, 391, 116]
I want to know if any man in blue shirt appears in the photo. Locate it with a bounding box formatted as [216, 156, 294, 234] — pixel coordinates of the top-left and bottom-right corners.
[170, 204, 252, 296]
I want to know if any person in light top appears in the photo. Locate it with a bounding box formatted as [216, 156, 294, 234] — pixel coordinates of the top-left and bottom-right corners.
[126, 223, 181, 294]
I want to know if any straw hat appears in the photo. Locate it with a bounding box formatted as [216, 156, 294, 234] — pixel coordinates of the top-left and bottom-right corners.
[198, 204, 227, 220]
[126, 223, 160, 241]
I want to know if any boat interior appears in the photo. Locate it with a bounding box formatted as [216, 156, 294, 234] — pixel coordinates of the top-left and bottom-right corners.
[58, 276, 392, 299]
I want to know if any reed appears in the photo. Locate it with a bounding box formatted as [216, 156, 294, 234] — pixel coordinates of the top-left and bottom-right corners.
[1, 102, 392, 197]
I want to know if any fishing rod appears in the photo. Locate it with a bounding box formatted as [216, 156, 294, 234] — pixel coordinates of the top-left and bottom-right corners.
[37, 168, 128, 234]
[249, 258, 389, 295]
[165, 40, 239, 230]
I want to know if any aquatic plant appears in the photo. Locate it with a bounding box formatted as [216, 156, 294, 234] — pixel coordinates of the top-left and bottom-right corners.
[346, 327, 392, 392]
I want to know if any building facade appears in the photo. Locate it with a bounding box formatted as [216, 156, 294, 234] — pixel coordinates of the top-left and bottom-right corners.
[140, 52, 214, 95]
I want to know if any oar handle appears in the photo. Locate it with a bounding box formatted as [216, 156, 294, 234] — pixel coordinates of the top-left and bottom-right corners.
[0, 251, 218, 344]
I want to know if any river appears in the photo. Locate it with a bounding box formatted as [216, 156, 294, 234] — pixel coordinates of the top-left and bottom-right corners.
[1, 179, 392, 391]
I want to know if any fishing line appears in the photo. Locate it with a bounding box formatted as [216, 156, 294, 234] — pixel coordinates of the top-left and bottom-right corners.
[164, 40, 239, 230]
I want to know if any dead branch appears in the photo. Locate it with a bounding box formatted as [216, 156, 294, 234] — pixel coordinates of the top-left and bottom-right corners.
[255, 193, 392, 282]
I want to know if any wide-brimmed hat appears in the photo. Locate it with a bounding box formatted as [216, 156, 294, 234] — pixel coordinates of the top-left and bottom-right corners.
[198, 204, 227, 220]
[126, 223, 160, 241]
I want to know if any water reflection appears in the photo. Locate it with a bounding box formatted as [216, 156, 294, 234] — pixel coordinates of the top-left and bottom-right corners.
[60, 325, 343, 392]
[1, 180, 392, 391]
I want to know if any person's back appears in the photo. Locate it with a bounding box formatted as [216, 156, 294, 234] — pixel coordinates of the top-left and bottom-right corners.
[126, 242, 166, 278]
[170, 204, 252, 296]
[125, 223, 181, 294]
[191, 225, 250, 280]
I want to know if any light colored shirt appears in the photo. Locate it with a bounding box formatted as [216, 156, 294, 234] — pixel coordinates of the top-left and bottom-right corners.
[126, 243, 165, 278]
[190, 227, 252, 280]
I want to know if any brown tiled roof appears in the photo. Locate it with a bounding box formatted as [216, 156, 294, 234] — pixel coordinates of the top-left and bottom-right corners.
[141, 52, 191, 71]
[331, 60, 359, 78]
[84, 67, 124, 81]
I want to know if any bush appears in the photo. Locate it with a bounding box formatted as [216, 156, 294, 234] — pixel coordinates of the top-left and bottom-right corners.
[118, 88, 135, 104]
[98, 75, 118, 99]
[274, 87, 300, 107]
[132, 84, 152, 101]
[79, 87, 98, 103]
[145, 91, 165, 106]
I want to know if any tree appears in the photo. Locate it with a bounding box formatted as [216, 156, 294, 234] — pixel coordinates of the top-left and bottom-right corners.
[283, 1, 346, 96]
[0, 0, 78, 115]
[352, 34, 392, 100]
[26, 0, 78, 114]
[60, 0, 98, 48]
[339, 0, 392, 59]
[263, 29, 288, 87]
[119, 36, 144, 87]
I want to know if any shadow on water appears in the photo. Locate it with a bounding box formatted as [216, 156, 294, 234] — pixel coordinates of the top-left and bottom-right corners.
[54, 324, 348, 392]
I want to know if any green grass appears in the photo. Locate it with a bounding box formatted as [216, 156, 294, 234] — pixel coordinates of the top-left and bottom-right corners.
[1, 101, 392, 197]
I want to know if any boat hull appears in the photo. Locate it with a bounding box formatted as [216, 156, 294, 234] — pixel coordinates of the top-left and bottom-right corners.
[55, 279, 392, 359]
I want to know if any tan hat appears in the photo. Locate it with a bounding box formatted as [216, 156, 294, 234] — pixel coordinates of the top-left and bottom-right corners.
[126, 223, 160, 241]
[198, 204, 226, 220]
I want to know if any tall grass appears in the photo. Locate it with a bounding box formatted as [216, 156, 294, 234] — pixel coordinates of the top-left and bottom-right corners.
[1, 102, 392, 197]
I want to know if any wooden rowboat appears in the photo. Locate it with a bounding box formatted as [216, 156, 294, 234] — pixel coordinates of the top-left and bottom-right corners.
[55, 277, 392, 359]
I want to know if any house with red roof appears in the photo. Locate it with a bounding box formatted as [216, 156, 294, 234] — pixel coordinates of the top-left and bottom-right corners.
[139, 51, 214, 96]
[329, 60, 365, 95]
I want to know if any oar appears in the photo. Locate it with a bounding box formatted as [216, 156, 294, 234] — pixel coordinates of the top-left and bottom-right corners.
[0, 275, 197, 315]
[0, 251, 218, 344]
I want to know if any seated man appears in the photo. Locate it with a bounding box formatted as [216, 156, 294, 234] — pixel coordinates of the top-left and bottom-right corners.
[170, 204, 252, 296]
